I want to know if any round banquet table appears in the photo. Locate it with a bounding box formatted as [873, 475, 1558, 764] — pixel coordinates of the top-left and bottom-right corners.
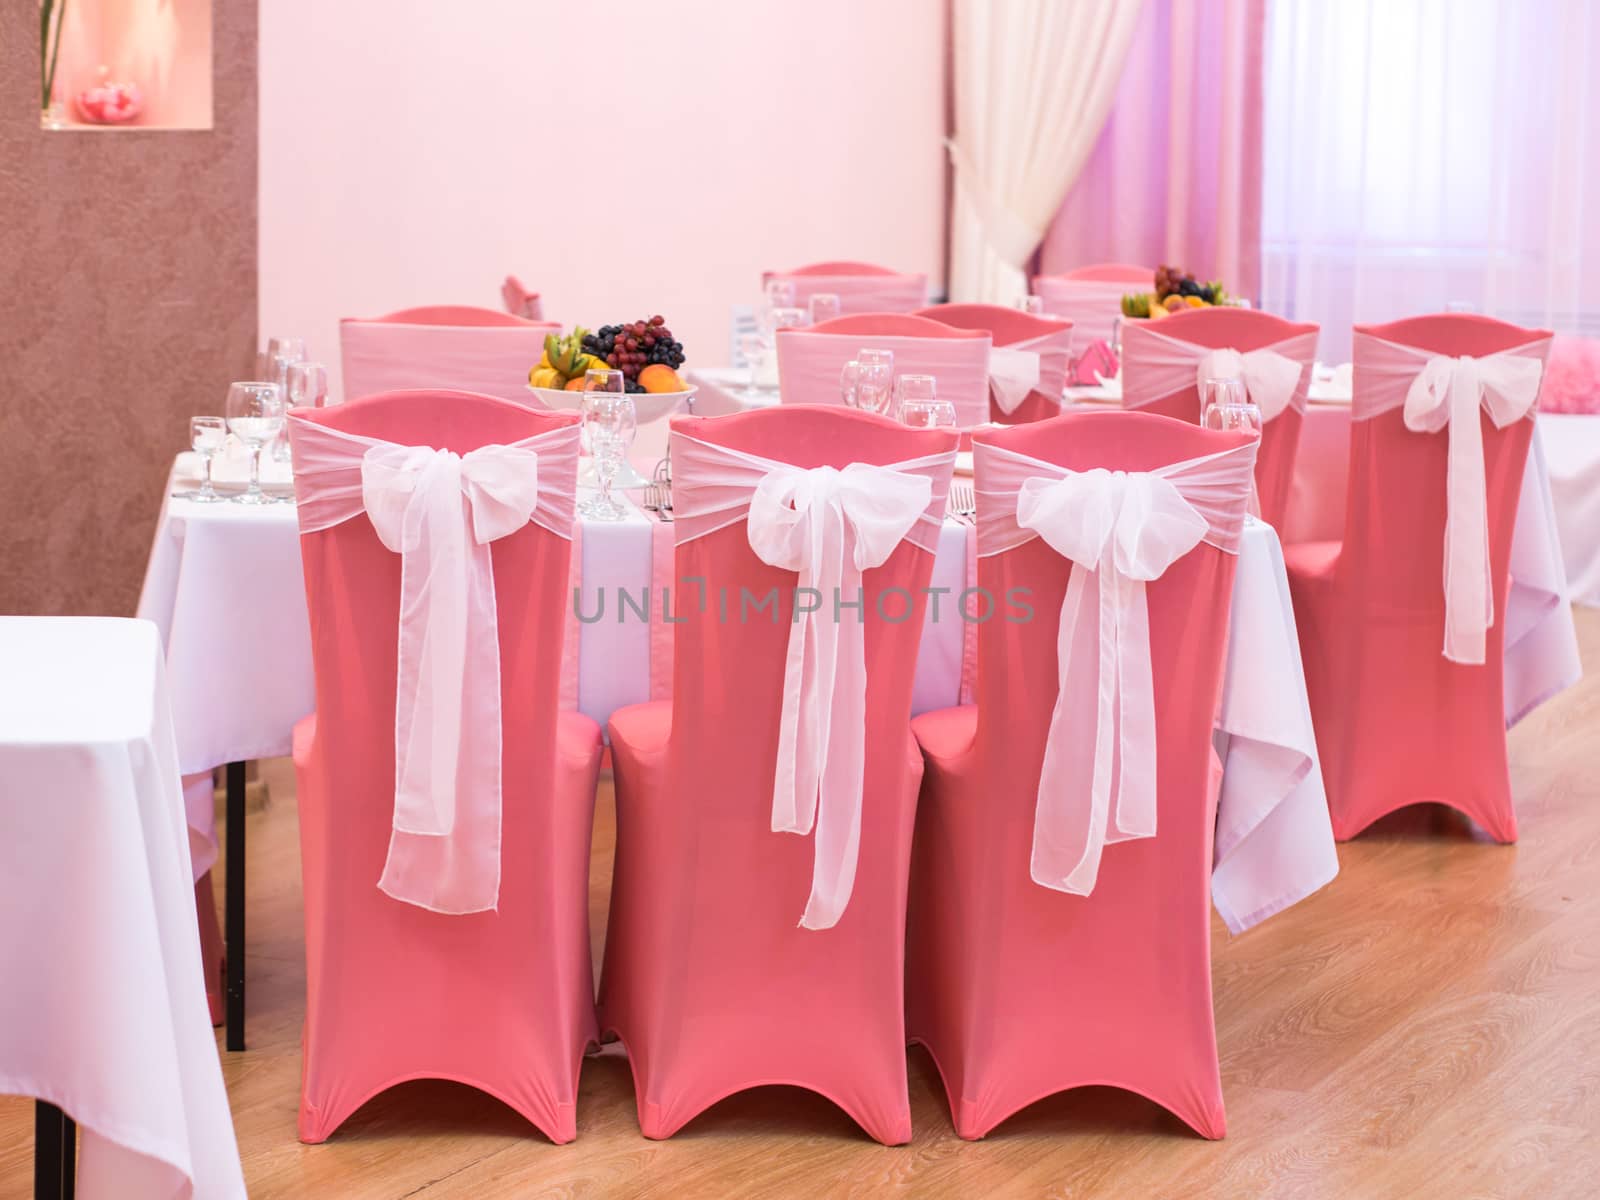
[139, 449, 1342, 935]
[0, 617, 246, 1200]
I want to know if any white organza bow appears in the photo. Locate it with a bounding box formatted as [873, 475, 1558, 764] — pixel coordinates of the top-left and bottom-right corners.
[975, 437, 1255, 895]
[988, 346, 1043, 414]
[1197, 347, 1304, 420]
[1350, 333, 1548, 665]
[1017, 470, 1209, 894]
[1402, 353, 1544, 664]
[747, 463, 933, 929]
[289, 416, 579, 915]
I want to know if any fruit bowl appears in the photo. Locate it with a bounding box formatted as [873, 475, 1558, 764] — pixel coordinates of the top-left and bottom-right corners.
[526, 385, 697, 424]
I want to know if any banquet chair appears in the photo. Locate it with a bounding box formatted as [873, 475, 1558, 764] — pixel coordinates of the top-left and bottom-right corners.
[906, 410, 1257, 1141]
[915, 302, 1075, 425]
[774, 314, 992, 426]
[501, 275, 545, 321]
[1033, 263, 1152, 350]
[598, 405, 959, 1144]
[1285, 314, 1553, 842]
[339, 307, 559, 404]
[762, 261, 928, 315]
[1121, 307, 1319, 527]
[286, 389, 602, 1144]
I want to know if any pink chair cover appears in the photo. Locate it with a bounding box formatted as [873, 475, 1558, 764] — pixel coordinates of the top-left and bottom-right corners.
[1033, 264, 1152, 349]
[598, 406, 958, 1145]
[286, 389, 603, 1144]
[1121, 308, 1319, 529]
[1284, 315, 1553, 842]
[906, 411, 1256, 1141]
[763, 261, 928, 315]
[774, 315, 992, 427]
[339, 311, 560, 404]
[916, 303, 1075, 424]
[500, 276, 546, 321]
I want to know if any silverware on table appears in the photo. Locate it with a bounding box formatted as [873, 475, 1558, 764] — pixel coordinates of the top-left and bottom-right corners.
[947, 481, 977, 521]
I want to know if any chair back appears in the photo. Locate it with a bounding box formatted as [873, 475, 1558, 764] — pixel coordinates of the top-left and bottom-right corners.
[340, 311, 559, 404]
[1033, 264, 1153, 348]
[763, 262, 928, 315]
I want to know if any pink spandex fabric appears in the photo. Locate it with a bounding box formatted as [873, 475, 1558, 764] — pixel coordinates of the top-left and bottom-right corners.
[1284, 315, 1553, 841]
[286, 389, 603, 1144]
[762, 261, 928, 315]
[774, 315, 992, 427]
[1120, 307, 1319, 528]
[1033, 264, 1152, 349]
[340, 310, 560, 405]
[906, 410, 1254, 1141]
[915, 303, 1075, 424]
[598, 406, 959, 1145]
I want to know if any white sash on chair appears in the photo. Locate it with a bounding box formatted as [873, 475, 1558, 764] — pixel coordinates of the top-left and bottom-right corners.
[1121, 324, 1316, 421]
[1351, 332, 1548, 665]
[988, 328, 1072, 415]
[289, 416, 580, 913]
[671, 432, 955, 929]
[975, 438, 1257, 895]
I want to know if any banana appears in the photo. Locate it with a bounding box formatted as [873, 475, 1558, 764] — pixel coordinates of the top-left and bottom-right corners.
[529, 366, 563, 390]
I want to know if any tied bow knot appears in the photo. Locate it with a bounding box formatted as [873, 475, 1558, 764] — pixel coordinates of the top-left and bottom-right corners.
[359, 441, 543, 912]
[1402, 352, 1543, 664]
[1197, 347, 1303, 421]
[746, 462, 933, 930]
[988, 346, 1044, 414]
[1016, 469, 1209, 895]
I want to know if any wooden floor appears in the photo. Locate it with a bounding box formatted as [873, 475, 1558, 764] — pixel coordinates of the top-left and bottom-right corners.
[4, 609, 1598, 1199]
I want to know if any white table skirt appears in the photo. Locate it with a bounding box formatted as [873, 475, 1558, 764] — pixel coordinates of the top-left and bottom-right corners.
[0, 617, 246, 1200]
[1541, 413, 1600, 608]
[138, 453, 1337, 934]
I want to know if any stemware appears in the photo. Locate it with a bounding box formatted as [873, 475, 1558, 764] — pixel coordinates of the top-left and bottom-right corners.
[765, 279, 797, 311]
[224, 382, 285, 505]
[179, 416, 229, 503]
[1201, 376, 1262, 437]
[808, 292, 842, 325]
[287, 360, 329, 410]
[895, 375, 955, 428]
[261, 336, 306, 380]
[737, 331, 768, 397]
[841, 348, 895, 414]
[1017, 294, 1044, 315]
[580, 369, 635, 522]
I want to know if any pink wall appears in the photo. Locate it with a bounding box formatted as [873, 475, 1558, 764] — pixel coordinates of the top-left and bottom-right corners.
[259, 0, 949, 404]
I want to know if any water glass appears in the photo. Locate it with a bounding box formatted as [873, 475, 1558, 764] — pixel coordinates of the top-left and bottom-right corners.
[841, 349, 896, 414]
[808, 293, 842, 325]
[765, 279, 797, 311]
[581, 369, 635, 522]
[224, 382, 285, 505]
[896, 376, 956, 428]
[737, 331, 768, 397]
[1017, 295, 1044, 315]
[185, 416, 228, 503]
[287, 360, 329, 410]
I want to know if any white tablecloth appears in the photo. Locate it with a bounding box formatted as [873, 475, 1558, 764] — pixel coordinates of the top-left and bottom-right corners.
[138, 454, 1337, 934]
[0, 617, 246, 1200]
[1541, 413, 1600, 608]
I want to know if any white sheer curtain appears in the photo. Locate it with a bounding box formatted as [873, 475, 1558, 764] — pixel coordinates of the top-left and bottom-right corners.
[1262, 0, 1599, 362]
[948, 0, 1144, 304]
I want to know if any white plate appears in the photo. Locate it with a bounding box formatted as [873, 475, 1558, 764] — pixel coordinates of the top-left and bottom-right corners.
[527, 385, 697, 424]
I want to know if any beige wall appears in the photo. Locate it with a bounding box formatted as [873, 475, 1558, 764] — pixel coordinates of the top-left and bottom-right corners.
[0, 0, 257, 615]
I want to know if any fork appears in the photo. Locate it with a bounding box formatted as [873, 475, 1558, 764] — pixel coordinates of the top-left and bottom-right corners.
[947, 482, 976, 521]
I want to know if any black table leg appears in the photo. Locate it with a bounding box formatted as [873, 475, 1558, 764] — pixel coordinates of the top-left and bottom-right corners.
[34, 1102, 74, 1200]
[225, 760, 247, 1051]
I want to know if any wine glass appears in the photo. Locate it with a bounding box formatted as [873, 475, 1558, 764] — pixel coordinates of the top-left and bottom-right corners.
[808, 292, 842, 325]
[1017, 295, 1044, 315]
[287, 360, 329, 410]
[581, 369, 635, 522]
[224, 382, 285, 505]
[737, 331, 768, 397]
[854, 348, 896, 414]
[180, 416, 228, 503]
[765, 279, 797, 311]
[1201, 376, 1262, 437]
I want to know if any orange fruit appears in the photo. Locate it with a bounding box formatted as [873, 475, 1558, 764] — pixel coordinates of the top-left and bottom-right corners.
[563, 376, 586, 391]
[638, 364, 686, 394]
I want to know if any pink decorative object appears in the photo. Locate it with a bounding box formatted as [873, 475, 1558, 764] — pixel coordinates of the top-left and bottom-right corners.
[906, 412, 1256, 1140]
[286, 390, 602, 1143]
[1285, 314, 1554, 843]
[74, 72, 144, 124]
[599, 406, 958, 1144]
[1540, 333, 1600, 414]
[1067, 336, 1119, 386]
[1121, 306, 1319, 528]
